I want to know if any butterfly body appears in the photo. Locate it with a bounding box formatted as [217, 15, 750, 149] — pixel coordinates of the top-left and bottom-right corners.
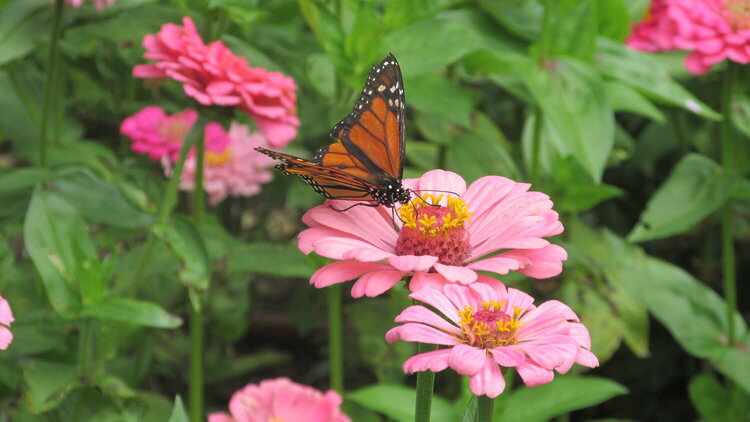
[256, 53, 409, 208]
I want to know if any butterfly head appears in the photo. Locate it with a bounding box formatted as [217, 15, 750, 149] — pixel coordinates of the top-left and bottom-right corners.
[372, 178, 410, 207]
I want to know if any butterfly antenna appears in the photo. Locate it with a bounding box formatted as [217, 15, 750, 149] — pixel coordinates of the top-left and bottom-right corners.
[328, 202, 380, 212]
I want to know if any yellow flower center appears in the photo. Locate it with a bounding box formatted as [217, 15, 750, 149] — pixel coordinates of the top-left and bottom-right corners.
[205, 149, 231, 167]
[457, 302, 524, 349]
[723, 0, 750, 29]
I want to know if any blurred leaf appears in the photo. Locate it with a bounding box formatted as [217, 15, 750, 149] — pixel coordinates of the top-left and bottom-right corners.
[628, 154, 736, 242]
[53, 167, 153, 229]
[385, 17, 482, 78]
[553, 156, 624, 212]
[405, 141, 438, 170]
[689, 373, 750, 422]
[0, 0, 47, 66]
[154, 216, 210, 291]
[298, 0, 347, 74]
[306, 53, 336, 99]
[459, 396, 477, 422]
[513, 58, 614, 182]
[616, 252, 750, 393]
[79, 297, 182, 328]
[24, 190, 92, 317]
[477, 0, 541, 40]
[408, 74, 477, 127]
[605, 81, 665, 122]
[446, 113, 520, 182]
[48, 141, 118, 178]
[731, 93, 750, 139]
[546, 0, 597, 61]
[167, 396, 189, 422]
[347, 384, 457, 422]
[0, 69, 41, 160]
[96, 374, 137, 399]
[23, 361, 79, 414]
[497, 376, 626, 422]
[596, 39, 721, 120]
[596, 0, 631, 41]
[227, 241, 314, 278]
[0, 167, 54, 195]
[731, 177, 750, 199]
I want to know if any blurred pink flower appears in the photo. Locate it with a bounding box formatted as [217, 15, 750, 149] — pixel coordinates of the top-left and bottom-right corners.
[386, 283, 598, 398]
[166, 122, 274, 205]
[627, 0, 750, 74]
[57, 0, 115, 9]
[298, 169, 567, 298]
[207, 377, 351, 422]
[0, 296, 14, 350]
[133, 17, 299, 147]
[120, 106, 197, 162]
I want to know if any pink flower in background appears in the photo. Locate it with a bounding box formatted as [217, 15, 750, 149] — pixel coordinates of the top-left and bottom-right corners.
[208, 377, 351, 422]
[168, 122, 274, 205]
[386, 283, 598, 398]
[120, 106, 197, 161]
[133, 17, 299, 147]
[298, 169, 567, 298]
[627, 0, 750, 74]
[0, 296, 14, 350]
[58, 0, 115, 9]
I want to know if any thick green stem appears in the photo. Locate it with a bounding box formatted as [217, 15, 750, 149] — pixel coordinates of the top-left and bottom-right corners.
[127, 122, 202, 296]
[328, 284, 343, 392]
[414, 343, 438, 422]
[40, 0, 65, 167]
[720, 62, 738, 345]
[189, 298, 204, 422]
[476, 395, 495, 422]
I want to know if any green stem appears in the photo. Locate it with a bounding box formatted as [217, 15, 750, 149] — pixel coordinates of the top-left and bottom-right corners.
[40, 0, 65, 167]
[328, 284, 343, 392]
[720, 62, 738, 345]
[414, 343, 438, 422]
[538, 0, 555, 63]
[193, 136, 205, 226]
[530, 108, 543, 182]
[476, 395, 495, 422]
[78, 318, 95, 383]
[127, 121, 202, 296]
[189, 296, 204, 422]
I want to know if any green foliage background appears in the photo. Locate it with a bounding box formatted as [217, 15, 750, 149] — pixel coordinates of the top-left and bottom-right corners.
[0, 0, 749, 420]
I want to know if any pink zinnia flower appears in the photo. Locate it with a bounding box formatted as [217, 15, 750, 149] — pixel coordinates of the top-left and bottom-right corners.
[133, 17, 299, 147]
[298, 170, 567, 298]
[0, 296, 14, 350]
[208, 377, 351, 422]
[56, 0, 115, 9]
[120, 106, 197, 162]
[386, 283, 598, 398]
[167, 122, 274, 205]
[627, 0, 750, 74]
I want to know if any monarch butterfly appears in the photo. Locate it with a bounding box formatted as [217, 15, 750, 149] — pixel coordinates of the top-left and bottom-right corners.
[255, 53, 410, 208]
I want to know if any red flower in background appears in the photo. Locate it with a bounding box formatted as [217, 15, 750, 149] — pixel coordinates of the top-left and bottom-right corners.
[133, 17, 299, 147]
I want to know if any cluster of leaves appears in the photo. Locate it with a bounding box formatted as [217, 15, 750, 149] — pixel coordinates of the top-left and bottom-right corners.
[0, 0, 749, 420]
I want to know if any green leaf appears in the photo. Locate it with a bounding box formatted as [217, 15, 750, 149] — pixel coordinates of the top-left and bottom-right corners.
[446, 113, 520, 182]
[79, 297, 182, 328]
[459, 396, 477, 422]
[167, 396, 189, 422]
[298, 0, 347, 74]
[154, 216, 210, 291]
[347, 384, 458, 422]
[52, 167, 153, 229]
[476, 0, 542, 40]
[306, 53, 336, 100]
[513, 58, 614, 182]
[24, 190, 92, 316]
[546, 0, 597, 61]
[628, 154, 736, 242]
[689, 373, 750, 422]
[0, 0, 47, 66]
[23, 361, 79, 414]
[605, 81, 665, 122]
[596, 0, 631, 41]
[408, 74, 477, 127]
[0, 167, 54, 195]
[595, 39, 721, 120]
[496, 376, 627, 422]
[384, 17, 483, 78]
[227, 242, 314, 278]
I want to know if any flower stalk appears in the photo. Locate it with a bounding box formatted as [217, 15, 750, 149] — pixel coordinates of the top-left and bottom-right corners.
[476, 395, 494, 422]
[40, 0, 65, 168]
[414, 343, 438, 422]
[189, 132, 206, 422]
[328, 284, 344, 392]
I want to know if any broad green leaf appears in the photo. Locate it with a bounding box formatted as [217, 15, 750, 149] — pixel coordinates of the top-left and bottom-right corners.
[306, 53, 336, 99]
[552, 156, 625, 212]
[605, 81, 665, 122]
[0, 0, 47, 66]
[53, 167, 153, 229]
[47, 141, 118, 178]
[513, 58, 614, 182]
[446, 113, 520, 182]
[167, 396, 189, 422]
[227, 242, 314, 278]
[347, 384, 457, 422]
[0, 167, 54, 195]
[615, 252, 750, 393]
[298, 0, 347, 74]
[23, 361, 79, 414]
[596, 0, 631, 41]
[0, 69, 40, 160]
[459, 396, 477, 422]
[546, 0, 597, 61]
[408, 74, 477, 127]
[628, 154, 736, 242]
[24, 190, 92, 316]
[497, 376, 627, 422]
[79, 297, 182, 328]
[153, 216, 210, 291]
[689, 373, 750, 422]
[96, 374, 137, 399]
[595, 39, 721, 119]
[384, 17, 482, 78]
[476, 0, 541, 40]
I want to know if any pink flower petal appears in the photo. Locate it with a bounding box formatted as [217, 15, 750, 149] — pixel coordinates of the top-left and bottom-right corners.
[310, 261, 392, 288]
[387, 255, 439, 272]
[402, 349, 452, 373]
[0, 326, 11, 350]
[408, 272, 452, 292]
[409, 288, 462, 324]
[350, 270, 406, 297]
[0, 297, 14, 326]
[394, 306, 461, 334]
[387, 323, 460, 346]
[490, 348, 525, 367]
[207, 413, 234, 422]
[510, 336, 579, 370]
[448, 344, 487, 376]
[516, 360, 555, 387]
[434, 263, 477, 284]
[505, 287, 535, 313]
[469, 356, 506, 398]
[403, 169, 467, 201]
